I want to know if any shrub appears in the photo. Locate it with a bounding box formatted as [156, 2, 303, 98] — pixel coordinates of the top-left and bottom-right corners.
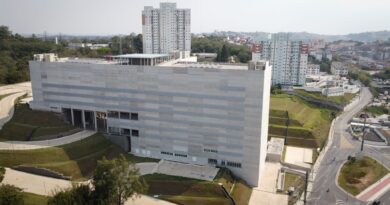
[0, 184, 24, 205]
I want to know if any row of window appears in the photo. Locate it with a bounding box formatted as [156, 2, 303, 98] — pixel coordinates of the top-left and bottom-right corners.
[108, 127, 139, 137]
[160, 151, 188, 158]
[226, 161, 242, 168]
[209, 159, 242, 169]
[204, 148, 218, 153]
[108, 111, 138, 120]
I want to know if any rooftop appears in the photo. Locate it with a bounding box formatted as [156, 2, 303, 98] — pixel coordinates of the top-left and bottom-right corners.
[113, 53, 169, 59]
[267, 137, 285, 155]
[32, 53, 270, 71]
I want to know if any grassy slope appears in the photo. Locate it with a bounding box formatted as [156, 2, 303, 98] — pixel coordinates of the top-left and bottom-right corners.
[144, 173, 230, 205]
[295, 89, 355, 105]
[0, 133, 125, 180]
[269, 94, 333, 149]
[214, 168, 252, 205]
[365, 105, 389, 116]
[0, 104, 74, 141]
[144, 168, 252, 205]
[338, 156, 389, 195]
[22, 192, 48, 205]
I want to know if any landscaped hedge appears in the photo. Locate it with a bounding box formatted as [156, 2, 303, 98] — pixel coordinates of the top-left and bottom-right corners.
[13, 166, 71, 180]
[270, 135, 318, 148]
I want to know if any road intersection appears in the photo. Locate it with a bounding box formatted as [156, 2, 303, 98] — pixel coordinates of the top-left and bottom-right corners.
[308, 87, 390, 205]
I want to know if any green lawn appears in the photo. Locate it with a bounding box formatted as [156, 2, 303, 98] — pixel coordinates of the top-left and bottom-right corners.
[231, 180, 252, 205]
[283, 173, 304, 192]
[0, 133, 125, 180]
[283, 172, 305, 205]
[144, 173, 230, 205]
[0, 104, 75, 141]
[214, 168, 252, 205]
[295, 89, 355, 105]
[269, 94, 334, 149]
[22, 192, 48, 205]
[338, 156, 389, 195]
[365, 105, 389, 116]
[144, 168, 252, 205]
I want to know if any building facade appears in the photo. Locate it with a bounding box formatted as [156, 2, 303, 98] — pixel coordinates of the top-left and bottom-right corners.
[252, 33, 308, 86]
[29, 57, 271, 187]
[331, 62, 348, 76]
[142, 3, 191, 54]
[306, 64, 320, 76]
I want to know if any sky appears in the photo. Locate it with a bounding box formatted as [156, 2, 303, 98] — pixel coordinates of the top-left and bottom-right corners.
[0, 0, 389, 36]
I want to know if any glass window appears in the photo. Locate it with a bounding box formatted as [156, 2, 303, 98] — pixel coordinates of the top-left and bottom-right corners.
[131, 113, 139, 120]
[131, 129, 139, 137]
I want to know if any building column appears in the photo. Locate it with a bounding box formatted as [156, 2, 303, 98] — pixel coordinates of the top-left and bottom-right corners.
[106, 112, 109, 133]
[70, 108, 74, 126]
[82, 110, 86, 129]
[94, 111, 97, 131]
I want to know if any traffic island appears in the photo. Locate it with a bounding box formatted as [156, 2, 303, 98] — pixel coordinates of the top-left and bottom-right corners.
[337, 156, 389, 196]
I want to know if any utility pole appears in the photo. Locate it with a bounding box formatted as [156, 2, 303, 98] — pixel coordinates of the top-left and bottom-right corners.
[304, 170, 308, 205]
[361, 115, 367, 152]
[285, 110, 290, 145]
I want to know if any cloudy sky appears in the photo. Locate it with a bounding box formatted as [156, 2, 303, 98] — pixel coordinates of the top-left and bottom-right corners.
[0, 0, 389, 35]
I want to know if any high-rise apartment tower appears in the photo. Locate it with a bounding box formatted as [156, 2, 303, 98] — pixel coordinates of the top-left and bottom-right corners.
[252, 33, 308, 86]
[142, 3, 191, 54]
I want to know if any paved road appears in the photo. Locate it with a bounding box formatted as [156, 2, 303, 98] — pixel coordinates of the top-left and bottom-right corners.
[0, 130, 96, 150]
[308, 87, 390, 205]
[0, 92, 27, 129]
[0, 82, 32, 129]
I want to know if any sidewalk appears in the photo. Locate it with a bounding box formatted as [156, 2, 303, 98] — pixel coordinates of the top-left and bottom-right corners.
[0, 92, 27, 129]
[0, 130, 96, 150]
[1, 168, 72, 195]
[1, 168, 175, 205]
[356, 173, 390, 201]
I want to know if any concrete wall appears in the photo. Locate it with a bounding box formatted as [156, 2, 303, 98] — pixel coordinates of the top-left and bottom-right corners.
[29, 61, 271, 186]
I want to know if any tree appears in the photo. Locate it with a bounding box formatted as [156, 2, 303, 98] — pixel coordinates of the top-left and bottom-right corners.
[218, 44, 229, 62]
[93, 155, 147, 205]
[0, 26, 11, 40]
[0, 184, 24, 205]
[48, 184, 92, 205]
[0, 167, 5, 183]
[132, 34, 143, 53]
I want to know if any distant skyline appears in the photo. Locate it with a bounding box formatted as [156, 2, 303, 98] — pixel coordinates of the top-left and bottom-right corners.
[0, 0, 389, 36]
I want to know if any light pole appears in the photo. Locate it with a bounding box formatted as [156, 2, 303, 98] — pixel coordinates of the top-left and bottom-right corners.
[361, 113, 367, 152]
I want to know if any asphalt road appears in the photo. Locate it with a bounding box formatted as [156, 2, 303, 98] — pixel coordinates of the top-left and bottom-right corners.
[308, 87, 390, 205]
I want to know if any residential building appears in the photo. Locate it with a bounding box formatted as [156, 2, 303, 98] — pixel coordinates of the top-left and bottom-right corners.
[251, 33, 308, 86]
[29, 54, 272, 187]
[306, 64, 320, 76]
[142, 3, 191, 54]
[331, 62, 348, 76]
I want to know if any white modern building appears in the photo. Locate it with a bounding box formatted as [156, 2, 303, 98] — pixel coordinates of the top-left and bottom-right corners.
[29, 54, 272, 187]
[252, 33, 308, 86]
[142, 3, 191, 55]
[331, 62, 348, 76]
[306, 64, 320, 76]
